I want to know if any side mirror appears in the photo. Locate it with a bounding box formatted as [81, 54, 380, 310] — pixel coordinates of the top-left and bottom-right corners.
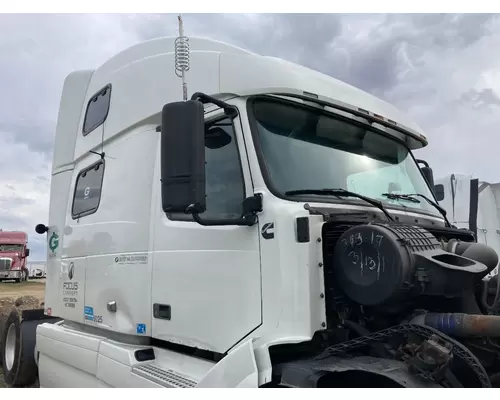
[25, 248, 30, 257]
[35, 224, 49, 234]
[434, 184, 445, 202]
[160, 100, 206, 214]
[416, 159, 435, 188]
[420, 166, 435, 188]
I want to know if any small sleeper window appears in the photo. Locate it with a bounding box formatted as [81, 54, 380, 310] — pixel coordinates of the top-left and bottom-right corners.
[72, 161, 105, 219]
[83, 85, 111, 135]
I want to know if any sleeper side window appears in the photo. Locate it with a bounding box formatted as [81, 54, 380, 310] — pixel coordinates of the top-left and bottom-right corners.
[72, 161, 105, 219]
[169, 116, 246, 222]
[83, 85, 111, 136]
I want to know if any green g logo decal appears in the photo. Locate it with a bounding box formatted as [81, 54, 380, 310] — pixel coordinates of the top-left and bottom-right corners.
[49, 232, 59, 252]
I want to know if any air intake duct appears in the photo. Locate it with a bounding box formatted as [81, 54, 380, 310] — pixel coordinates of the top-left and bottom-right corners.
[445, 239, 499, 278]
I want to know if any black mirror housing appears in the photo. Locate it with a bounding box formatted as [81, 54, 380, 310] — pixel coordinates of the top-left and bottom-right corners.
[416, 159, 435, 189]
[35, 224, 49, 234]
[434, 184, 445, 202]
[420, 166, 435, 188]
[160, 100, 206, 214]
[25, 248, 30, 257]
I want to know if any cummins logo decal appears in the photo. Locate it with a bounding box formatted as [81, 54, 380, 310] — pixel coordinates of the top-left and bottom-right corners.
[261, 222, 275, 240]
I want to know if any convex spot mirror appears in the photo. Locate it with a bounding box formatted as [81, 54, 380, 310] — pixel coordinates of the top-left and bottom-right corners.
[420, 166, 435, 188]
[205, 126, 232, 150]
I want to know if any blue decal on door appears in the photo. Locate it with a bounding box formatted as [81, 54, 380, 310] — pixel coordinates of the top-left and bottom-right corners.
[84, 306, 94, 321]
[136, 323, 146, 334]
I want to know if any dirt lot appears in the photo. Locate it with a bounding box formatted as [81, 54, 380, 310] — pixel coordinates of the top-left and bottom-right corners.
[0, 280, 45, 303]
[0, 280, 46, 388]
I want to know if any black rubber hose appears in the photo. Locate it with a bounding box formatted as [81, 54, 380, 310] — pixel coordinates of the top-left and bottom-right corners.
[481, 280, 490, 312]
[452, 241, 472, 255]
[342, 320, 370, 337]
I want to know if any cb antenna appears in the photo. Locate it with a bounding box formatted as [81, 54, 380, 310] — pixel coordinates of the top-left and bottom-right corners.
[174, 14, 190, 101]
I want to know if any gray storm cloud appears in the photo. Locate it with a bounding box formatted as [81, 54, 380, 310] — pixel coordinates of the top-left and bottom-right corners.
[1, 13, 499, 259]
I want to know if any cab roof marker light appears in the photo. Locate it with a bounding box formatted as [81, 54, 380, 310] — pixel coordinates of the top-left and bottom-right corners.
[266, 92, 426, 149]
[303, 91, 319, 99]
[358, 108, 396, 126]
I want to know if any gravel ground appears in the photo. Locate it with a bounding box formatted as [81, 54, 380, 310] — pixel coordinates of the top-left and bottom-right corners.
[0, 280, 46, 389]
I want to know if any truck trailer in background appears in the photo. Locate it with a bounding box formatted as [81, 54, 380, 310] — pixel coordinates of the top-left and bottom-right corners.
[0, 230, 30, 282]
[27, 261, 46, 279]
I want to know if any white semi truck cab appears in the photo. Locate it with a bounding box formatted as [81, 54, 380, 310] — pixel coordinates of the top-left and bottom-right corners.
[3, 29, 500, 388]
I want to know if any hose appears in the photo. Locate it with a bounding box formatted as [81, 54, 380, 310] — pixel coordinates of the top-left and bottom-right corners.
[446, 239, 500, 312]
[481, 279, 490, 312]
[489, 274, 500, 314]
[342, 320, 370, 337]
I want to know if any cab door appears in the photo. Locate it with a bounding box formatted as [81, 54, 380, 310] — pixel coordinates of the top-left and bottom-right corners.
[151, 109, 262, 354]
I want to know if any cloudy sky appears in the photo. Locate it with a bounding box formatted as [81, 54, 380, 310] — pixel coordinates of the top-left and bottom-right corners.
[1, 13, 500, 259]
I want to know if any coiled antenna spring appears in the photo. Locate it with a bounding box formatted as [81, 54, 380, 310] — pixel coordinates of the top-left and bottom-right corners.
[174, 14, 190, 101]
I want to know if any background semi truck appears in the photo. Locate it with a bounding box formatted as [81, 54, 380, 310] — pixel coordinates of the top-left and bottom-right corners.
[0, 230, 30, 283]
[2, 19, 500, 388]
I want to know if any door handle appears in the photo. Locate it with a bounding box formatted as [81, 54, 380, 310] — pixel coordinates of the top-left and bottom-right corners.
[107, 300, 117, 312]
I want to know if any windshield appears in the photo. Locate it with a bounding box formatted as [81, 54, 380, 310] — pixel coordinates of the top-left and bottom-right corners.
[249, 97, 440, 217]
[0, 244, 23, 252]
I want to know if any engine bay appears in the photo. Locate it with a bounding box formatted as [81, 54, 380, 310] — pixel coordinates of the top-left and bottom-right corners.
[270, 217, 500, 388]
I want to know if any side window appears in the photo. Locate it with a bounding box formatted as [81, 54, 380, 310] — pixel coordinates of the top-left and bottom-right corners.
[72, 161, 105, 219]
[169, 117, 246, 222]
[83, 85, 111, 136]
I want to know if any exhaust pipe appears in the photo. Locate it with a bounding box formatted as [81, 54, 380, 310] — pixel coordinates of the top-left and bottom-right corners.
[411, 312, 500, 338]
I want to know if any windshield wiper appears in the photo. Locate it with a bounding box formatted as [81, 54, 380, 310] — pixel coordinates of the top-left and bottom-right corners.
[285, 188, 395, 221]
[381, 193, 421, 204]
[382, 192, 451, 227]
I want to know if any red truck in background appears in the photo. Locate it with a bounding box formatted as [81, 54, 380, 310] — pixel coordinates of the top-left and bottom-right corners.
[0, 230, 30, 282]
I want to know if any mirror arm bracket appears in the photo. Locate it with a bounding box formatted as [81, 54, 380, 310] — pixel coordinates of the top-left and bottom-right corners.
[415, 159, 429, 168]
[155, 92, 238, 133]
[188, 193, 263, 227]
[191, 92, 238, 118]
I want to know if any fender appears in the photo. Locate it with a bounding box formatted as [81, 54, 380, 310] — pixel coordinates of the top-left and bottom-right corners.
[274, 355, 441, 388]
[253, 335, 312, 386]
[196, 339, 258, 388]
